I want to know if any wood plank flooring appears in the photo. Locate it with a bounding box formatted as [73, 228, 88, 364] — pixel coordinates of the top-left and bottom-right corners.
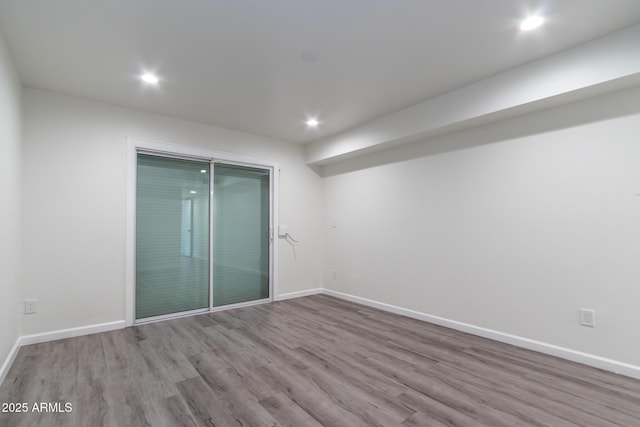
[1, 294, 640, 426]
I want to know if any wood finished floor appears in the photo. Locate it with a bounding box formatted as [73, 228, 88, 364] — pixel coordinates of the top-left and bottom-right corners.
[1, 294, 640, 427]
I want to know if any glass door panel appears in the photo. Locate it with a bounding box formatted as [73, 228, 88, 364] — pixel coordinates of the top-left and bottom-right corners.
[136, 154, 210, 319]
[213, 163, 270, 306]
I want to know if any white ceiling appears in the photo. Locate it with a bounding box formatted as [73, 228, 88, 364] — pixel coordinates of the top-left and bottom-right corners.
[1, 0, 640, 143]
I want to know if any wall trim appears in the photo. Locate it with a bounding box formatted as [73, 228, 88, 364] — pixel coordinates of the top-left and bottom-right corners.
[322, 289, 640, 381]
[20, 320, 125, 346]
[277, 288, 323, 301]
[0, 338, 21, 387]
[4, 290, 640, 384]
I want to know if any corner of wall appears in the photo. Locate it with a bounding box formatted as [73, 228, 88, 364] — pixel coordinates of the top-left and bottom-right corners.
[0, 26, 23, 386]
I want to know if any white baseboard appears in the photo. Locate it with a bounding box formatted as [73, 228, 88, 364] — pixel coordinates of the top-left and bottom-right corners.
[0, 337, 21, 387]
[323, 289, 640, 381]
[20, 320, 126, 346]
[0, 321, 125, 386]
[4, 291, 640, 384]
[277, 288, 323, 301]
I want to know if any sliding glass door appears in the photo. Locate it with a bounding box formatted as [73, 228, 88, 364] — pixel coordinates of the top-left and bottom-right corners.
[135, 153, 271, 321]
[213, 164, 270, 306]
[136, 155, 211, 319]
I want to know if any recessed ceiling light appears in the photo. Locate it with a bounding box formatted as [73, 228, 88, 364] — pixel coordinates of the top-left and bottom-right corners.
[200, 169, 207, 173]
[140, 73, 159, 84]
[306, 118, 319, 127]
[520, 15, 544, 31]
[190, 190, 197, 194]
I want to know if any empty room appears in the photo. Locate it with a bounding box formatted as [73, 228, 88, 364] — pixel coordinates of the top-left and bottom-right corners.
[1, 1, 640, 425]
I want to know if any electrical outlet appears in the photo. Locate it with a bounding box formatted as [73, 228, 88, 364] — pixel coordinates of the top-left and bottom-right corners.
[24, 299, 37, 314]
[331, 269, 337, 279]
[580, 308, 595, 327]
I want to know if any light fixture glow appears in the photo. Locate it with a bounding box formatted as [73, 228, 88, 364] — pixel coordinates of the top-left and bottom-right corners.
[520, 15, 544, 31]
[306, 118, 319, 127]
[200, 169, 207, 173]
[140, 73, 159, 84]
[190, 190, 197, 194]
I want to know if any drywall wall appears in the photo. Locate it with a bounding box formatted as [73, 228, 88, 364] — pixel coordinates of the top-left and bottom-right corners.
[323, 87, 640, 367]
[308, 24, 640, 165]
[0, 29, 22, 379]
[21, 88, 323, 335]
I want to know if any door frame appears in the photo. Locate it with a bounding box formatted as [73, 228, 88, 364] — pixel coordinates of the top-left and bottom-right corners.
[125, 137, 279, 326]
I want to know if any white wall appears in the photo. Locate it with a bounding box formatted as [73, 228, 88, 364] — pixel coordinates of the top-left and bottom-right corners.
[0, 29, 22, 376]
[22, 88, 323, 335]
[323, 87, 640, 367]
